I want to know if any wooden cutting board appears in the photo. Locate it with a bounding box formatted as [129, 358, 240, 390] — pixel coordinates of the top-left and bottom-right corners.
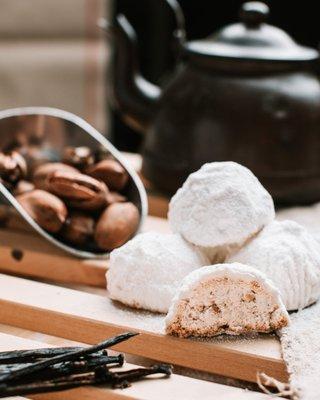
[0, 153, 287, 394]
[0, 273, 287, 384]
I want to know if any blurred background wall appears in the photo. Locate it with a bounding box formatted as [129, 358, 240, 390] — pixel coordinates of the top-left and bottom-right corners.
[0, 1, 319, 152]
[0, 0, 109, 134]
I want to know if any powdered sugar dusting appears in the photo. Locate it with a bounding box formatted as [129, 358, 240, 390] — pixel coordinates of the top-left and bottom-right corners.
[168, 162, 275, 252]
[227, 220, 320, 311]
[107, 232, 209, 313]
[277, 203, 320, 245]
[280, 301, 320, 400]
[105, 296, 166, 333]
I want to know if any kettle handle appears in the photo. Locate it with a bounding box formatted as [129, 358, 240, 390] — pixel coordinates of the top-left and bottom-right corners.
[165, 0, 186, 41]
[165, 0, 186, 53]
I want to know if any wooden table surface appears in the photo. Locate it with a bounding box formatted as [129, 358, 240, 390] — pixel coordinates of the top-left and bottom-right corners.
[0, 153, 279, 399]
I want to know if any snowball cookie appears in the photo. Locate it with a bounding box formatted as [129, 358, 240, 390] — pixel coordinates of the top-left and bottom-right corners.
[227, 220, 320, 311]
[107, 232, 210, 313]
[165, 263, 289, 338]
[168, 162, 275, 256]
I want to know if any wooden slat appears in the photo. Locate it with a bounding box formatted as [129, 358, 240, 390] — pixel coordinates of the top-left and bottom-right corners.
[0, 230, 106, 287]
[0, 332, 272, 400]
[0, 274, 287, 384]
[0, 216, 170, 287]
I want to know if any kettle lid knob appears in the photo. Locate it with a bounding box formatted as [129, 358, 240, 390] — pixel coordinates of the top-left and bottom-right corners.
[240, 2, 269, 28]
[185, 0, 319, 64]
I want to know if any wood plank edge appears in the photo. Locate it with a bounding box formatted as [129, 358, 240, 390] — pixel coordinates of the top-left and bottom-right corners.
[0, 297, 288, 384]
[0, 332, 272, 400]
[0, 230, 106, 288]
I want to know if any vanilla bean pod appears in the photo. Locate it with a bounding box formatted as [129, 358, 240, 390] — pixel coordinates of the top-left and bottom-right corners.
[0, 348, 110, 365]
[0, 347, 82, 364]
[82, 350, 108, 359]
[23, 355, 124, 382]
[0, 355, 124, 379]
[0, 373, 94, 397]
[0, 364, 172, 397]
[0, 332, 137, 384]
[109, 364, 172, 388]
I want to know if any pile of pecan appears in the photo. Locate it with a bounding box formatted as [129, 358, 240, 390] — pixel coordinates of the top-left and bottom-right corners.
[0, 147, 139, 252]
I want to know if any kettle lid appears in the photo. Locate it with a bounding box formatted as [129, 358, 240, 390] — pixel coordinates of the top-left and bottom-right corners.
[185, 2, 319, 62]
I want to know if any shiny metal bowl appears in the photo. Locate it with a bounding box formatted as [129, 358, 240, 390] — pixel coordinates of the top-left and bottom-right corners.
[0, 107, 148, 259]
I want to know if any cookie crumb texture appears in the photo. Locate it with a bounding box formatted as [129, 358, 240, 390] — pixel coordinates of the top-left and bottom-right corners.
[165, 263, 289, 338]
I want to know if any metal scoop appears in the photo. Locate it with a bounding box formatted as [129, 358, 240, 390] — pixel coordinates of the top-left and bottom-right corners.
[0, 107, 148, 259]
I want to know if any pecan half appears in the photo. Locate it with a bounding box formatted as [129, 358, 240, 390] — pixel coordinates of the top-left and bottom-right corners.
[85, 159, 129, 191]
[33, 162, 78, 191]
[17, 189, 67, 233]
[94, 202, 139, 250]
[0, 151, 27, 184]
[106, 191, 127, 204]
[47, 170, 109, 211]
[13, 180, 35, 196]
[62, 146, 95, 170]
[61, 211, 95, 245]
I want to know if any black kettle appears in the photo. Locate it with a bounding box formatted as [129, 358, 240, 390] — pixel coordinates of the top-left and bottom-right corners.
[104, 1, 320, 204]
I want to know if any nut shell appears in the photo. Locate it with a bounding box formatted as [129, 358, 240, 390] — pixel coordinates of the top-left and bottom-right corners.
[33, 163, 78, 191]
[61, 212, 95, 245]
[13, 180, 35, 196]
[47, 170, 109, 211]
[62, 146, 95, 170]
[0, 151, 27, 183]
[17, 189, 67, 233]
[106, 191, 127, 204]
[94, 202, 140, 250]
[86, 159, 129, 191]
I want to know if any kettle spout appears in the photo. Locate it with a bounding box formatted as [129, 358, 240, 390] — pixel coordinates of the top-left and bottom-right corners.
[100, 15, 161, 133]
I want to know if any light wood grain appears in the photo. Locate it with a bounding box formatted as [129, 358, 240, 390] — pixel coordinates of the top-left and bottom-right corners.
[0, 274, 287, 383]
[0, 332, 272, 400]
[0, 229, 106, 287]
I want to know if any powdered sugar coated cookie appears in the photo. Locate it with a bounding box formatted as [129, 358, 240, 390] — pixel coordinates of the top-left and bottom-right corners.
[168, 162, 275, 257]
[107, 231, 210, 313]
[165, 263, 289, 337]
[227, 220, 320, 310]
